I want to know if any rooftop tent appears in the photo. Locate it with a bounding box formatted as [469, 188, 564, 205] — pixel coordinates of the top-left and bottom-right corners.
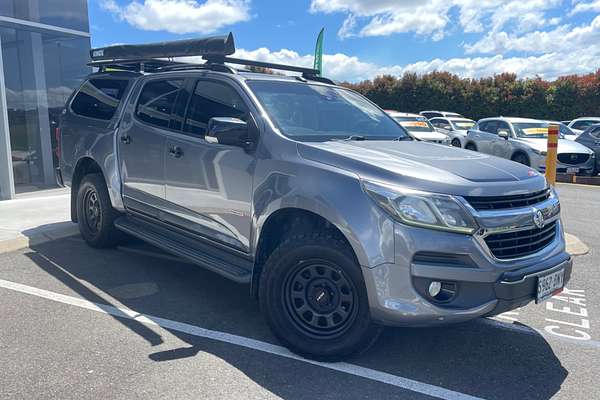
[89, 33, 236, 61]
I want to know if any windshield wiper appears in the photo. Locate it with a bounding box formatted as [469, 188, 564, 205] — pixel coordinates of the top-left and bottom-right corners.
[394, 136, 413, 141]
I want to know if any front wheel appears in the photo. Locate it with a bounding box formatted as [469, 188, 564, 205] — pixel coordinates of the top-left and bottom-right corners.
[465, 143, 477, 151]
[259, 233, 382, 361]
[451, 138, 462, 148]
[511, 153, 530, 166]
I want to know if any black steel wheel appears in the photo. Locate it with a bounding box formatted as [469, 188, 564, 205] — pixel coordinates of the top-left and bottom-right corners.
[76, 173, 122, 248]
[259, 232, 382, 361]
[284, 260, 358, 339]
[82, 187, 102, 234]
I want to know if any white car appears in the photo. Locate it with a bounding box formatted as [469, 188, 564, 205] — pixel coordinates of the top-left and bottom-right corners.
[386, 111, 450, 144]
[568, 117, 600, 134]
[429, 117, 476, 148]
[546, 121, 579, 141]
[419, 110, 464, 120]
[465, 117, 596, 175]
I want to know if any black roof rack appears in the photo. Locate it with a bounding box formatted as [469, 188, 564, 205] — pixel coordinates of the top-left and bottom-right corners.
[88, 33, 334, 84]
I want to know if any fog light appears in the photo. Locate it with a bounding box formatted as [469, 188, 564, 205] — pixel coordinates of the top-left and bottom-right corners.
[428, 281, 442, 297]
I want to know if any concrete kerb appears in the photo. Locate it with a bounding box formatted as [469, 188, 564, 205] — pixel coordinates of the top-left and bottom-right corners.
[0, 223, 79, 254]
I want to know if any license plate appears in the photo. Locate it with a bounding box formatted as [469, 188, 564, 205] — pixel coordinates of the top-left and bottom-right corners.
[536, 269, 565, 303]
[566, 167, 579, 174]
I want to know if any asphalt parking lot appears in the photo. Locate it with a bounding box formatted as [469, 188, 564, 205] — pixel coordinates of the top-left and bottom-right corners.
[0, 183, 598, 400]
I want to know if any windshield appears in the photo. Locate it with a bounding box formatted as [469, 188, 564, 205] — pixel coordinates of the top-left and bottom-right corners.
[557, 123, 576, 136]
[392, 116, 435, 133]
[247, 81, 410, 141]
[450, 119, 475, 130]
[513, 122, 565, 139]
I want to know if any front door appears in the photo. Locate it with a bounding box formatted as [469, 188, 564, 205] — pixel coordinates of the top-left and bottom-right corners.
[119, 78, 184, 217]
[490, 120, 513, 159]
[163, 78, 256, 252]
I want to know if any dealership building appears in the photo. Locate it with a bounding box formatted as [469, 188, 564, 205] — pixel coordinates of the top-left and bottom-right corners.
[0, 1, 91, 200]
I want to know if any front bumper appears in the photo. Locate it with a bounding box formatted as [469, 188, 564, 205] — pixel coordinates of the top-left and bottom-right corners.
[362, 205, 572, 327]
[532, 152, 595, 174]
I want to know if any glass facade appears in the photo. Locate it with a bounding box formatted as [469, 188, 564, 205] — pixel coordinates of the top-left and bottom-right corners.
[0, 1, 90, 192]
[0, 0, 89, 32]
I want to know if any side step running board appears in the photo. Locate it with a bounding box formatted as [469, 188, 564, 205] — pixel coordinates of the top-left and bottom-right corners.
[114, 216, 252, 283]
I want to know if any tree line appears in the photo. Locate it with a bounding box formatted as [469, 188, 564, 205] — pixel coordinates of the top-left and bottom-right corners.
[342, 70, 600, 121]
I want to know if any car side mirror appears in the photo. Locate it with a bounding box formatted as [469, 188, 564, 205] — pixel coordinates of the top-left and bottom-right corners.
[498, 129, 510, 139]
[206, 117, 249, 148]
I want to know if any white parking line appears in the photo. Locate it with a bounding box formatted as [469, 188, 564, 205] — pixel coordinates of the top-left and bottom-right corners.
[0, 278, 483, 400]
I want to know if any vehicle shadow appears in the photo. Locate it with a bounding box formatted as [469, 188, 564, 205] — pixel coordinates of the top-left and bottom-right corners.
[27, 237, 568, 400]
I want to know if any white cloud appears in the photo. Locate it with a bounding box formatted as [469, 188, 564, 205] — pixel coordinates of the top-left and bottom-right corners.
[100, 0, 251, 34]
[176, 46, 597, 82]
[465, 16, 600, 55]
[309, 0, 564, 39]
[570, 0, 600, 15]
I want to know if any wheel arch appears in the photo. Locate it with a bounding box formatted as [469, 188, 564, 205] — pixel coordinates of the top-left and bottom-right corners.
[70, 157, 104, 222]
[251, 207, 362, 298]
[511, 150, 531, 166]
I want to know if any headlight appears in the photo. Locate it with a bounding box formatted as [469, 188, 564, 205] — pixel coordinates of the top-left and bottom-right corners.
[362, 180, 478, 234]
[531, 148, 547, 156]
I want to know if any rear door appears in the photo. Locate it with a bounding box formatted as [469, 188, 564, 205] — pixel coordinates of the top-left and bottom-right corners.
[162, 78, 256, 252]
[118, 77, 184, 217]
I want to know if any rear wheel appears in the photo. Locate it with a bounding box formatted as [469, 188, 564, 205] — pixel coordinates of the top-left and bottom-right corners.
[76, 173, 122, 248]
[259, 232, 382, 361]
[451, 138, 462, 148]
[511, 152, 530, 166]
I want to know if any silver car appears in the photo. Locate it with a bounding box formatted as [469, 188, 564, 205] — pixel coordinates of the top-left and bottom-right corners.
[430, 117, 476, 147]
[465, 117, 595, 174]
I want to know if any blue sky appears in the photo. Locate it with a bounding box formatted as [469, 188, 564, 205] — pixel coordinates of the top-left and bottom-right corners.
[89, 0, 600, 82]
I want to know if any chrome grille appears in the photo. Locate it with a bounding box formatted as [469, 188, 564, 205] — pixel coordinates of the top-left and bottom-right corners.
[484, 220, 557, 259]
[464, 189, 551, 211]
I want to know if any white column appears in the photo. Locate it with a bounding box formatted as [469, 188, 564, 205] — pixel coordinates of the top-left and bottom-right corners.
[0, 37, 16, 200]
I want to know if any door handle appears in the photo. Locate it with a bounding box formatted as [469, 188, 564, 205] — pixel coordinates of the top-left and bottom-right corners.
[168, 146, 183, 158]
[120, 135, 131, 144]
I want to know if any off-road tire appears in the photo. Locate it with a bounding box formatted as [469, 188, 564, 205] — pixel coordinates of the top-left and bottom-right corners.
[76, 173, 122, 248]
[259, 232, 382, 361]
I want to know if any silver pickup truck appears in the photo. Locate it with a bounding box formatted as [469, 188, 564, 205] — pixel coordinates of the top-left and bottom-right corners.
[57, 35, 572, 360]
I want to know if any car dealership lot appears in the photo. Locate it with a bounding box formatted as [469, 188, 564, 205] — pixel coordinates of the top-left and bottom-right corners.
[0, 184, 598, 400]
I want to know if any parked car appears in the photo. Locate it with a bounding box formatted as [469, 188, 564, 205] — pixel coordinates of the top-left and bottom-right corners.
[546, 121, 579, 141]
[575, 123, 600, 175]
[568, 117, 600, 134]
[429, 117, 476, 147]
[560, 120, 572, 126]
[58, 35, 572, 360]
[465, 117, 595, 175]
[385, 111, 450, 144]
[420, 110, 464, 120]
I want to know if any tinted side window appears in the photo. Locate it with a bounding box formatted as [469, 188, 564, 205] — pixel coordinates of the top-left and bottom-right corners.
[71, 79, 129, 120]
[572, 120, 595, 130]
[591, 126, 600, 138]
[184, 80, 248, 136]
[496, 121, 511, 135]
[480, 121, 498, 134]
[136, 79, 183, 129]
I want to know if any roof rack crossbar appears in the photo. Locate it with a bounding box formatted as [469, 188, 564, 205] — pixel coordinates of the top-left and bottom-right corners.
[205, 56, 320, 76]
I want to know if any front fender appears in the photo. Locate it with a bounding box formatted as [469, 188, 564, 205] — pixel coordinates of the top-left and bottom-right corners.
[252, 158, 395, 268]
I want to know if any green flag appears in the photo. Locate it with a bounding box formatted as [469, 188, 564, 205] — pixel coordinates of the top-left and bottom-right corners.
[313, 28, 324, 76]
